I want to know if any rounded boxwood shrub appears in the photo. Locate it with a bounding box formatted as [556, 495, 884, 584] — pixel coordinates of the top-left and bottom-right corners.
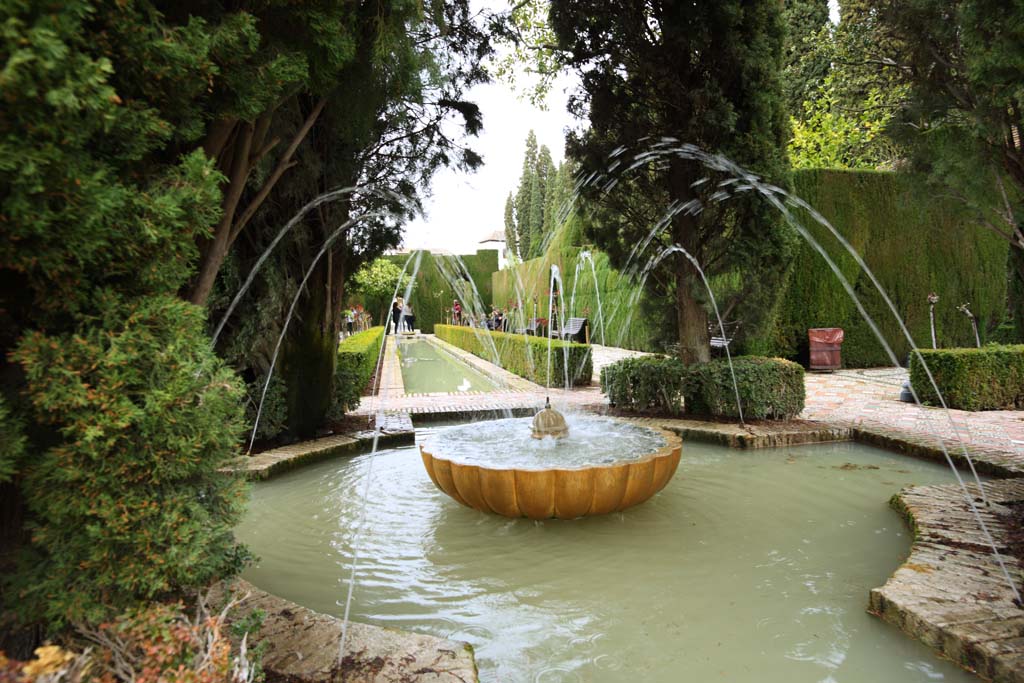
[684, 356, 805, 420]
[909, 345, 1024, 411]
[601, 355, 805, 420]
[601, 356, 687, 414]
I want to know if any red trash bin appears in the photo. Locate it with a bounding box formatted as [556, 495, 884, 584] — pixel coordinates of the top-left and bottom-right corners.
[808, 328, 844, 371]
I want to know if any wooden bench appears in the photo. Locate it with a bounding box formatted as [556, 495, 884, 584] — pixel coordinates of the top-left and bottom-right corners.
[516, 318, 541, 335]
[552, 317, 588, 343]
[709, 321, 740, 350]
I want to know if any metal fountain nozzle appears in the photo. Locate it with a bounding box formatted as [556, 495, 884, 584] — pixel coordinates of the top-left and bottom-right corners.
[531, 396, 569, 439]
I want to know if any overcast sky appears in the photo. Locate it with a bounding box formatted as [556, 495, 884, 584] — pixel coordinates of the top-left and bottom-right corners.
[401, 71, 580, 253]
[402, 1, 841, 254]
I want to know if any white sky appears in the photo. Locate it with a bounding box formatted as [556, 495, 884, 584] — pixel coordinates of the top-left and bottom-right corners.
[402, 0, 841, 253]
[401, 71, 580, 253]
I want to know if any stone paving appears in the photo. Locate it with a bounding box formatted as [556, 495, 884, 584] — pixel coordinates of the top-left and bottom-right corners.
[870, 479, 1024, 682]
[803, 369, 1024, 475]
[216, 580, 477, 683]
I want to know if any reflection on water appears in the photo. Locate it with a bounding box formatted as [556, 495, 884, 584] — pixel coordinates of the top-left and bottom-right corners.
[236, 434, 977, 683]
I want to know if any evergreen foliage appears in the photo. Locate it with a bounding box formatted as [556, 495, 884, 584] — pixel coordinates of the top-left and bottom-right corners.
[434, 325, 592, 387]
[504, 130, 573, 261]
[9, 297, 249, 627]
[496, 170, 1009, 366]
[492, 219, 662, 352]
[910, 346, 1024, 411]
[550, 0, 794, 364]
[601, 356, 688, 415]
[504, 194, 518, 259]
[683, 357, 806, 420]
[782, 0, 831, 121]
[0, 0, 255, 636]
[767, 170, 1008, 367]
[330, 327, 386, 419]
[346, 250, 498, 334]
[862, 0, 1024, 338]
[600, 354, 805, 419]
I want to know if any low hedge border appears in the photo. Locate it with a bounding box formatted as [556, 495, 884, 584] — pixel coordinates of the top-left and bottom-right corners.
[602, 355, 805, 420]
[330, 327, 385, 417]
[434, 324, 592, 387]
[909, 345, 1024, 411]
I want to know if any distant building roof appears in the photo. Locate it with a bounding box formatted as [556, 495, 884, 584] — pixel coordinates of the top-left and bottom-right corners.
[479, 230, 505, 244]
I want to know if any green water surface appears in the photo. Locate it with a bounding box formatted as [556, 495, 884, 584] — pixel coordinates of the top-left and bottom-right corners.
[398, 338, 500, 394]
[236, 435, 981, 683]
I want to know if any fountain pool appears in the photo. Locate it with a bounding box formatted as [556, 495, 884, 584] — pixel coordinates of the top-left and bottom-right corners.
[236, 431, 980, 683]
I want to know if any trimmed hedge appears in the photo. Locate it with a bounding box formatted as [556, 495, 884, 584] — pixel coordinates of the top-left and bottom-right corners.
[496, 172, 1011, 365]
[492, 218, 661, 352]
[435, 324, 592, 387]
[330, 326, 385, 416]
[684, 356, 805, 420]
[601, 355, 805, 420]
[601, 356, 687, 414]
[909, 345, 1024, 411]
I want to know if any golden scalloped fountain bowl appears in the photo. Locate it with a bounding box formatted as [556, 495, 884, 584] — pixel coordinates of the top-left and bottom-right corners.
[419, 418, 682, 520]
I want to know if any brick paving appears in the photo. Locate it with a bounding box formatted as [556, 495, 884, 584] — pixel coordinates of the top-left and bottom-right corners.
[803, 369, 1024, 475]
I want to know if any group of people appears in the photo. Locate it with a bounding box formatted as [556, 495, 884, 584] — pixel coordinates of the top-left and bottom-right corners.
[391, 297, 416, 334]
[446, 298, 513, 331]
[340, 304, 372, 339]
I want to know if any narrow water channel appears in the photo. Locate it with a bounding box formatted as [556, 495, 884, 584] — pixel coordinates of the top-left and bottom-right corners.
[236, 433, 979, 683]
[397, 338, 500, 394]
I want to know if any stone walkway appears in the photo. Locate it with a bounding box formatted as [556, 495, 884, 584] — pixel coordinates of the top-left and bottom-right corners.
[803, 369, 1024, 475]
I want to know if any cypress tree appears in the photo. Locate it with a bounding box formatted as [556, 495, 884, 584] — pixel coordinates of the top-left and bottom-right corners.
[514, 130, 539, 259]
[504, 193, 519, 260]
[529, 145, 555, 256]
[550, 0, 793, 362]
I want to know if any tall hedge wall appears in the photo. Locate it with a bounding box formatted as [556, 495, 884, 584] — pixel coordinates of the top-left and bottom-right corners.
[766, 170, 1007, 366]
[352, 249, 499, 334]
[492, 220, 660, 351]
[495, 171, 1009, 367]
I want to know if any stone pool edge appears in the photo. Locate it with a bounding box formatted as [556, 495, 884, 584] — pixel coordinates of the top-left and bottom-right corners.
[869, 479, 1024, 683]
[212, 579, 478, 683]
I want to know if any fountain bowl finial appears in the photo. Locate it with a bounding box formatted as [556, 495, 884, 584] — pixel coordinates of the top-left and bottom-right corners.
[531, 396, 569, 439]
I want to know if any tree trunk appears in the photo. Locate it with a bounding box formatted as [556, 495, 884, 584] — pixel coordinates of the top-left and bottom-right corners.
[282, 258, 335, 438]
[1008, 241, 1024, 342]
[675, 256, 710, 364]
[668, 158, 710, 364]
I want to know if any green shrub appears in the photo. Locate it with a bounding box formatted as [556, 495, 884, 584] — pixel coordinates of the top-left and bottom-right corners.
[329, 326, 385, 418]
[601, 356, 687, 414]
[9, 296, 251, 627]
[434, 324, 592, 386]
[684, 356, 805, 420]
[909, 345, 1024, 410]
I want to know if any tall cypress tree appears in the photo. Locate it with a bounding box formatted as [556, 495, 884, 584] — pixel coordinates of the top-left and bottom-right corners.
[551, 0, 793, 362]
[514, 130, 539, 259]
[529, 145, 555, 256]
[504, 193, 519, 260]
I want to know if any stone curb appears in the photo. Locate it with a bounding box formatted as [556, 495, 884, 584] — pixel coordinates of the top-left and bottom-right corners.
[214, 579, 477, 683]
[869, 479, 1024, 682]
[222, 413, 415, 481]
